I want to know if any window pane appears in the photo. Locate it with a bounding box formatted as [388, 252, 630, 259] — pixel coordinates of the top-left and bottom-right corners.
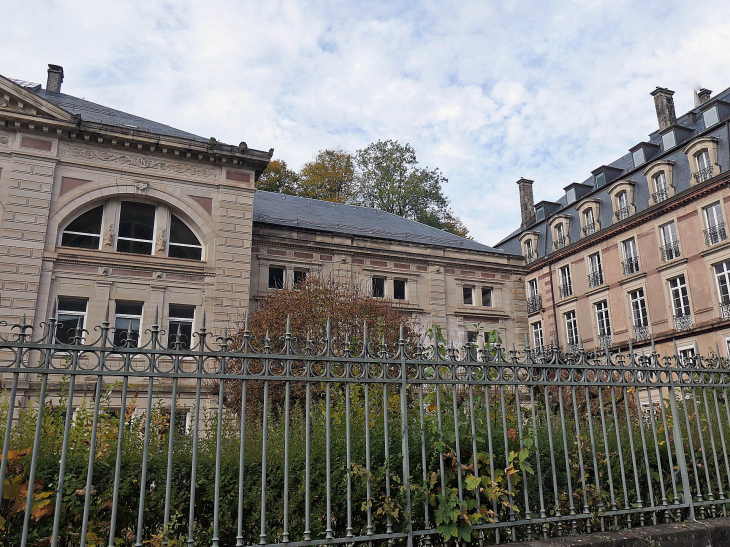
[168, 320, 193, 349]
[294, 271, 307, 286]
[58, 297, 88, 313]
[662, 131, 676, 150]
[64, 206, 103, 235]
[56, 314, 82, 344]
[116, 239, 153, 255]
[372, 277, 385, 298]
[632, 149, 645, 167]
[113, 317, 140, 347]
[704, 106, 719, 128]
[118, 202, 156, 241]
[116, 301, 144, 315]
[393, 279, 406, 300]
[482, 288, 493, 307]
[170, 215, 201, 246]
[463, 287, 473, 305]
[169, 304, 195, 319]
[168, 244, 202, 260]
[269, 267, 285, 289]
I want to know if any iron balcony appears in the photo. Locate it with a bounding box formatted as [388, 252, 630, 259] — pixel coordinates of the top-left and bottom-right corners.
[652, 187, 669, 204]
[704, 222, 727, 246]
[525, 251, 537, 264]
[587, 269, 604, 288]
[721, 301, 730, 321]
[582, 223, 596, 236]
[622, 256, 640, 276]
[527, 294, 542, 314]
[659, 241, 681, 262]
[553, 237, 567, 250]
[558, 282, 573, 299]
[694, 165, 714, 183]
[634, 324, 650, 342]
[674, 313, 693, 332]
[598, 334, 612, 350]
[615, 206, 631, 221]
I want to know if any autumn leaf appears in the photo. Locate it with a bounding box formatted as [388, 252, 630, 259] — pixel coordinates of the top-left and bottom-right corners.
[507, 428, 517, 441]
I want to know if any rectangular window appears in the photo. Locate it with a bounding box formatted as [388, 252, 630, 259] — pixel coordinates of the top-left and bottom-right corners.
[595, 300, 611, 337]
[704, 202, 727, 245]
[622, 238, 640, 275]
[715, 261, 730, 305]
[268, 266, 285, 289]
[588, 252, 603, 287]
[629, 289, 649, 327]
[116, 201, 155, 255]
[463, 286, 474, 306]
[531, 321, 544, 349]
[467, 331, 478, 344]
[594, 172, 606, 188]
[662, 131, 676, 150]
[632, 148, 646, 167]
[168, 304, 195, 350]
[679, 345, 696, 367]
[704, 106, 720, 128]
[558, 265, 572, 297]
[293, 270, 307, 286]
[527, 279, 539, 298]
[55, 297, 88, 344]
[669, 275, 691, 317]
[393, 279, 407, 300]
[481, 287, 493, 307]
[113, 301, 143, 347]
[584, 208, 595, 226]
[659, 221, 680, 261]
[566, 188, 576, 204]
[535, 207, 544, 221]
[564, 310, 578, 347]
[372, 277, 386, 298]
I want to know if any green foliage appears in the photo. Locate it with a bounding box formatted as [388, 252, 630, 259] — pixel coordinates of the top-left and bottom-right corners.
[255, 159, 299, 194]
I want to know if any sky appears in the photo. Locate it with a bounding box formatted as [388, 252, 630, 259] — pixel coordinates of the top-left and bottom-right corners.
[4, 0, 730, 246]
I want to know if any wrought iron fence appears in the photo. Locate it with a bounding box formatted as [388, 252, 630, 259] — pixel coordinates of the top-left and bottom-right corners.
[4, 312, 730, 546]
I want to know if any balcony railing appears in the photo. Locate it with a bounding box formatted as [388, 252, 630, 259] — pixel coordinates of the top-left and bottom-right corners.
[525, 251, 537, 264]
[704, 222, 728, 246]
[558, 282, 573, 299]
[634, 324, 650, 342]
[587, 270, 604, 288]
[566, 343, 580, 356]
[652, 187, 669, 204]
[659, 241, 681, 262]
[721, 301, 730, 321]
[553, 237, 567, 250]
[582, 223, 596, 236]
[674, 313, 693, 332]
[598, 334, 612, 350]
[615, 206, 631, 221]
[694, 165, 714, 183]
[527, 294, 542, 314]
[622, 256, 640, 276]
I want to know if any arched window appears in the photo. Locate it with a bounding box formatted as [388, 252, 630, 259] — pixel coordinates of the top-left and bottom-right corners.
[58, 199, 204, 260]
[168, 214, 203, 260]
[60, 205, 103, 249]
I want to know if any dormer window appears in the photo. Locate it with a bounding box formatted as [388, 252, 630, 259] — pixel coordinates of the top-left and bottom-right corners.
[695, 149, 713, 182]
[554, 223, 566, 249]
[684, 137, 719, 186]
[583, 209, 595, 235]
[661, 131, 676, 150]
[520, 231, 539, 263]
[594, 171, 606, 188]
[576, 199, 601, 238]
[607, 180, 636, 223]
[632, 148, 645, 167]
[524, 239, 534, 260]
[652, 172, 668, 203]
[566, 187, 576, 204]
[616, 191, 630, 221]
[535, 206, 545, 221]
[703, 105, 720, 128]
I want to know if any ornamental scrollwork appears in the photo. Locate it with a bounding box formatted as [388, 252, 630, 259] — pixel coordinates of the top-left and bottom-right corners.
[69, 147, 217, 179]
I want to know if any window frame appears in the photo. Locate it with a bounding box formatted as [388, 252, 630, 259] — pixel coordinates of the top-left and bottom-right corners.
[168, 304, 196, 350]
[594, 300, 612, 337]
[531, 321, 544, 349]
[668, 275, 691, 317]
[115, 201, 157, 256]
[564, 310, 579, 347]
[372, 276, 386, 298]
[463, 286, 475, 306]
[393, 278, 407, 301]
[59, 204, 105, 250]
[113, 300, 144, 348]
[629, 288, 649, 328]
[481, 287, 493, 307]
[268, 266, 286, 289]
[55, 296, 88, 344]
[167, 213, 204, 261]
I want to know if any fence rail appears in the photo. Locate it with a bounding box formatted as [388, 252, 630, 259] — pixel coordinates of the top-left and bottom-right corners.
[2, 312, 730, 546]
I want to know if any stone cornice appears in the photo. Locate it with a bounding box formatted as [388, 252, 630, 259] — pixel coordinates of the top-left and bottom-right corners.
[46, 249, 215, 277]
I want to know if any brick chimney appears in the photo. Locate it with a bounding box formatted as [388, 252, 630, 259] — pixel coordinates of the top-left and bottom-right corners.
[695, 88, 712, 106]
[651, 87, 676, 131]
[46, 64, 64, 93]
[516, 178, 535, 228]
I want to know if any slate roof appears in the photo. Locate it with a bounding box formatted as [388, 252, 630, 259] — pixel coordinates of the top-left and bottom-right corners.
[253, 191, 505, 254]
[495, 85, 730, 255]
[10, 79, 208, 143]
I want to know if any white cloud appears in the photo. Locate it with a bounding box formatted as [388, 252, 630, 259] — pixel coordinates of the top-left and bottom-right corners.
[4, 0, 730, 245]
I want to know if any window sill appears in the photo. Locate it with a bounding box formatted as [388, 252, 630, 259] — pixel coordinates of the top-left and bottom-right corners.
[619, 271, 646, 286]
[656, 257, 688, 272]
[50, 248, 212, 275]
[454, 307, 508, 319]
[585, 284, 609, 298]
[556, 296, 578, 307]
[700, 239, 730, 257]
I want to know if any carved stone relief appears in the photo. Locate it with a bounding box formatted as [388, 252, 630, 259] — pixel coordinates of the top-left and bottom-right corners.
[156, 229, 167, 253]
[66, 147, 217, 179]
[104, 224, 115, 247]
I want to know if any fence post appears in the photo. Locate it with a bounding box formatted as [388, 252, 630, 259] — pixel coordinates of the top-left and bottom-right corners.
[665, 345, 694, 521]
[399, 325, 413, 547]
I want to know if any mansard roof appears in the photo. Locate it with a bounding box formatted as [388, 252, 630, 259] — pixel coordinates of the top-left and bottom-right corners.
[253, 191, 506, 254]
[495, 85, 730, 256]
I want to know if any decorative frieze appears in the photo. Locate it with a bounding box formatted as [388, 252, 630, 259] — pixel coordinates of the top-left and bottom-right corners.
[66, 147, 217, 179]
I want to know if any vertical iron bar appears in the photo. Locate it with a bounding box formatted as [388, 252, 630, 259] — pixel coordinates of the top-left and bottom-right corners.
[558, 382, 577, 532]
[134, 376, 155, 547]
[304, 380, 312, 540]
[703, 387, 725, 504]
[543, 379, 562, 534]
[259, 379, 269, 545]
[451, 373, 463, 503]
[484, 381, 500, 542]
[163, 355, 180, 546]
[365, 381, 373, 535]
[108, 374, 129, 546]
[186, 376, 203, 546]
[236, 380, 248, 546]
[645, 384, 669, 514]
[346, 382, 353, 538]
[0, 345, 24, 507]
[622, 385, 643, 525]
[583, 383, 604, 531]
[383, 381, 392, 534]
[80, 375, 104, 547]
[399, 328, 412, 547]
[609, 386, 630, 524]
[211, 375, 225, 547]
[656, 386, 678, 515]
[529, 385, 548, 538]
[419, 383, 430, 531]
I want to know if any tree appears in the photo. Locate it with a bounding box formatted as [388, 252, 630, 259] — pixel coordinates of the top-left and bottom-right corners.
[255, 159, 299, 194]
[225, 276, 419, 414]
[297, 148, 356, 203]
[354, 140, 468, 236]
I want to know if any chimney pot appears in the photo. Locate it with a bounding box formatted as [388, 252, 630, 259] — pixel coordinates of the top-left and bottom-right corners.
[651, 87, 676, 131]
[46, 64, 64, 93]
[516, 178, 535, 228]
[696, 88, 712, 105]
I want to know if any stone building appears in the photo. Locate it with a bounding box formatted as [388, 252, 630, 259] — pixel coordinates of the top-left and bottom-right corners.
[0, 64, 527, 360]
[496, 85, 730, 360]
